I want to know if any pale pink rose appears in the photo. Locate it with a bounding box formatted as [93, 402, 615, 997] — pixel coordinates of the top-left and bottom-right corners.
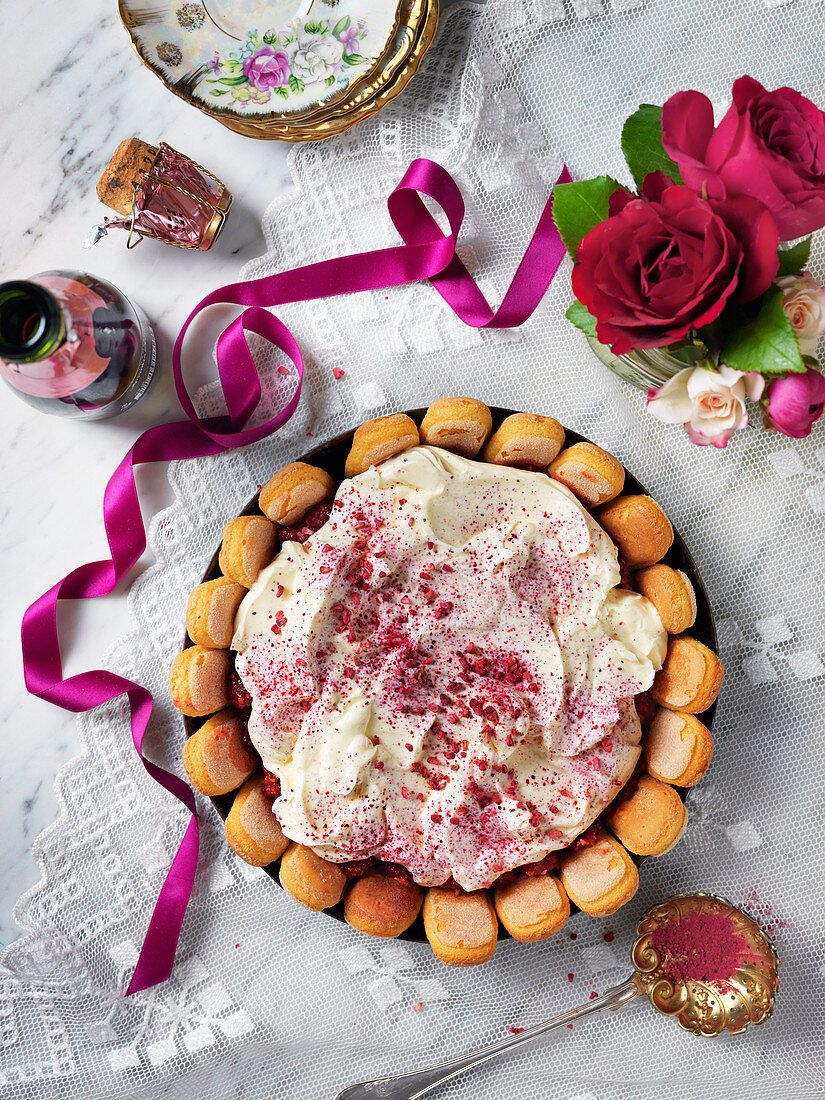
[647, 365, 765, 448]
[776, 271, 825, 355]
[243, 46, 289, 90]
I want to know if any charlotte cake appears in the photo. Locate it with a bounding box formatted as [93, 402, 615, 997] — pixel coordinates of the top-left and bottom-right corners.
[171, 400, 722, 966]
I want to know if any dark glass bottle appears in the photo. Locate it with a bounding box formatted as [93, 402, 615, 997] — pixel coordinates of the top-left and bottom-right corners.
[0, 270, 157, 419]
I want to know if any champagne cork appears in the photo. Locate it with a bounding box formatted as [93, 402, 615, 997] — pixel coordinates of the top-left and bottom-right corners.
[96, 138, 159, 218]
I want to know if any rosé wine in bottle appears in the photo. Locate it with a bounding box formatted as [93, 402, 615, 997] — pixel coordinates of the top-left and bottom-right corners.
[0, 270, 157, 419]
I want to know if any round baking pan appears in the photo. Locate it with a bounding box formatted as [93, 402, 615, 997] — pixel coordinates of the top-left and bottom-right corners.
[182, 406, 718, 942]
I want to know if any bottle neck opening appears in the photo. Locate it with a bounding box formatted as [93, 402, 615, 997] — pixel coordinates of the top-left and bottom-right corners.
[0, 281, 65, 363]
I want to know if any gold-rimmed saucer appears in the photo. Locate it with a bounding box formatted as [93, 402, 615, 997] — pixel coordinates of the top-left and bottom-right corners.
[118, 0, 403, 123]
[214, 0, 437, 141]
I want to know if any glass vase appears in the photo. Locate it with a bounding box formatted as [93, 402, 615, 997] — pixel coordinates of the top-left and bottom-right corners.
[586, 336, 699, 392]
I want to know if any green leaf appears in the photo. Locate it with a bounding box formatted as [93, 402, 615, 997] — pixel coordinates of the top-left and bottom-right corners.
[210, 89, 229, 96]
[333, 15, 351, 35]
[721, 286, 807, 376]
[343, 52, 369, 65]
[325, 75, 336, 88]
[288, 74, 305, 94]
[620, 104, 683, 191]
[565, 301, 599, 338]
[666, 334, 714, 365]
[208, 75, 248, 86]
[304, 20, 325, 33]
[551, 177, 626, 258]
[273, 85, 289, 99]
[777, 236, 812, 277]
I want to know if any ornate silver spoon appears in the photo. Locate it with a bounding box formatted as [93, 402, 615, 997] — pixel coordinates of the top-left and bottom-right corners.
[334, 892, 779, 1100]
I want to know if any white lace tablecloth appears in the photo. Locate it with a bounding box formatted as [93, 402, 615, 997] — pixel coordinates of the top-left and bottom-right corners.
[3, 0, 825, 1096]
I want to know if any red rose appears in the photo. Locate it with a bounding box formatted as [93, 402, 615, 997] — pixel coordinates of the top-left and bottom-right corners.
[662, 76, 825, 239]
[571, 174, 778, 354]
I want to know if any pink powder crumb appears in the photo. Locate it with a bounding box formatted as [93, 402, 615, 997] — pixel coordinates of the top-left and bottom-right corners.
[333, 367, 346, 380]
[412, 1002, 423, 1013]
[508, 1026, 524, 1034]
[277, 365, 290, 376]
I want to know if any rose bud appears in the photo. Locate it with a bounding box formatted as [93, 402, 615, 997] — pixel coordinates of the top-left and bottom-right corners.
[763, 367, 825, 438]
[663, 76, 825, 239]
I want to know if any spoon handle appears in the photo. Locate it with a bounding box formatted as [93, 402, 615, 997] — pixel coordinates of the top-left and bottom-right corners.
[334, 975, 641, 1100]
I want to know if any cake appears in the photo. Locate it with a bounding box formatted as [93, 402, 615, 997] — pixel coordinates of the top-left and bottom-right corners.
[170, 401, 722, 965]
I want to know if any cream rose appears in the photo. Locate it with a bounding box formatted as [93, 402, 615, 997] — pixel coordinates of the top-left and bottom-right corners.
[289, 32, 344, 84]
[647, 365, 765, 448]
[776, 271, 825, 356]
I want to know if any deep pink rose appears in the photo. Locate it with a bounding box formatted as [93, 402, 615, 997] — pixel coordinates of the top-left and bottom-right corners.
[662, 77, 825, 239]
[571, 173, 779, 355]
[243, 46, 289, 90]
[763, 367, 825, 437]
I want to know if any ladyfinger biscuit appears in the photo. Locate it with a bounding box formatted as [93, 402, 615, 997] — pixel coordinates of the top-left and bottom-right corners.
[493, 872, 570, 942]
[607, 775, 687, 857]
[650, 634, 723, 713]
[634, 564, 697, 634]
[182, 709, 258, 796]
[482, 412, 565, 468]
[280, 843, 347, 911]
[186, 576, 246, 649]
[218, 515, 279, 588]
[595, 494, 674, 568]
[344, 414, 420, 478]
[344, 868, 424, 938]
[224, 774, 289, 866]
[548, 442, 625, 507]
[559, 832, 638, 917]
[419, 397, 493, 457]
[423, 887, 498, 966]
[259, 462, 335, 526]
[169, 645, 232, 717]
[643, 707, 714, 787]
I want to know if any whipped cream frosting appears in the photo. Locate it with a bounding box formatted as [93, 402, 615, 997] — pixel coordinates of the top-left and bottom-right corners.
[233, 446, 666, 890]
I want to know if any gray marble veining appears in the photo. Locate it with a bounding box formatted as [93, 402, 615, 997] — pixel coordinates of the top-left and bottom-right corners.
[0, 1, 296, 947]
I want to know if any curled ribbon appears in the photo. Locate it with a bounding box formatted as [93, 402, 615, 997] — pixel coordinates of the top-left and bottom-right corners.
[21, 158, 571, 995]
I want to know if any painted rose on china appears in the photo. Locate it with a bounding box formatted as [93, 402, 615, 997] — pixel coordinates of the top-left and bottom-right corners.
[647, 365, 765, 447]
[776, 272, 825, 355]
[289, 32, 345, 83]
[242, 45, 290, 90]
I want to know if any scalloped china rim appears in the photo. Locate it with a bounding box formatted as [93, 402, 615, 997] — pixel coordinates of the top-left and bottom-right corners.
[119, 0, 402, 120]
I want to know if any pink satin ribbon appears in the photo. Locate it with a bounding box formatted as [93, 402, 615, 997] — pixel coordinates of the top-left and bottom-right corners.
[21, 158, 571, 995]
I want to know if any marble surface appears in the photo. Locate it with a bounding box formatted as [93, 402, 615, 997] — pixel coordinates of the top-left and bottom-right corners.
[0, 3, 300, 948]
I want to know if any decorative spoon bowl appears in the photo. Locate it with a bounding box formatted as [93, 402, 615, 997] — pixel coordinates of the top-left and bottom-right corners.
[335, 892, 779, 1100]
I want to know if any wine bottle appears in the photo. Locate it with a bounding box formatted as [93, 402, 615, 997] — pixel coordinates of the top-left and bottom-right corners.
[0, 270, 157, 419]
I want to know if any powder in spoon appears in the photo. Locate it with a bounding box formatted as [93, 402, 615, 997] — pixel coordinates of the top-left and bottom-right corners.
[649, 909, 756, 984]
